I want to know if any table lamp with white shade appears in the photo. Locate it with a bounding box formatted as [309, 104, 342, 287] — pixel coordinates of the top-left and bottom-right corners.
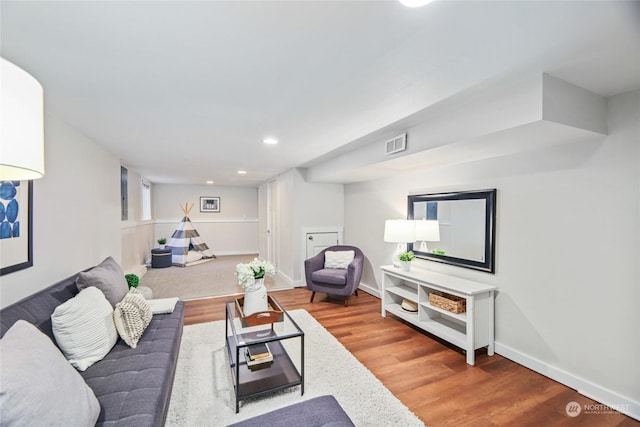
[384, 219, 416, 268]
[415, 219, 440, 253]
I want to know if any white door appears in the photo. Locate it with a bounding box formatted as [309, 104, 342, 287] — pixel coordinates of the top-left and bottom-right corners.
[306, 232, 339, 259]
[267, 179, 279, 268]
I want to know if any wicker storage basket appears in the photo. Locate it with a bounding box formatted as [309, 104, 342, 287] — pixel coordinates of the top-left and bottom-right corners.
[429, 292, 466, 314]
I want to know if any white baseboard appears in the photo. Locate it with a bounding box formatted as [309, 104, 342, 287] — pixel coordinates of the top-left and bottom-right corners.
[495, 342, 639, 421]
[358, 282, 381, 299]
[213, 251, 260, 257]
[277, 271, 302, 287]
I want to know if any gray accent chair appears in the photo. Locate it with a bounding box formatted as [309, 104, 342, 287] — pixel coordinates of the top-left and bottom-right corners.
[304, 245, 364, 307]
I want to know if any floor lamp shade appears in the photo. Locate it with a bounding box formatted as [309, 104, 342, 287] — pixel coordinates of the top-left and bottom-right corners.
[0, 58, 45, 180]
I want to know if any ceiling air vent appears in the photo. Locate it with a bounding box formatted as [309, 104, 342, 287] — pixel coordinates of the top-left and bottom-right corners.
[385, 133, 407, 155]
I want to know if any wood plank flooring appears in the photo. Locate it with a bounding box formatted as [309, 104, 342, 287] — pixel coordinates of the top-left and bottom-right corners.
[184, 288, 638, 427]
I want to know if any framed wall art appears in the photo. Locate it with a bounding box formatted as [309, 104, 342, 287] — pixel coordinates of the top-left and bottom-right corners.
[0, 180, 33, 275]
[200, 196, 220, 213]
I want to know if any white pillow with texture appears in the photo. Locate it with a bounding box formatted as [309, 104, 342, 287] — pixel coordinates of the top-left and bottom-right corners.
[0, 320, 100, 426]
[324, 250, 355, 269]
[113, 288, 153, 348]
[52, 286, 118, 371]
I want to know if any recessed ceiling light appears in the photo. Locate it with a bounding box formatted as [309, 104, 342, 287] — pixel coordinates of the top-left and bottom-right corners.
[263, 138, 278, 145]
[399, 0, 434, 7]
[205, 180, 214, 185]
[237, 170, 247, 175]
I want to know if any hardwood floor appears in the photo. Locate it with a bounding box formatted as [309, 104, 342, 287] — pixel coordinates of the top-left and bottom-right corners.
[184, 288, 638, 427]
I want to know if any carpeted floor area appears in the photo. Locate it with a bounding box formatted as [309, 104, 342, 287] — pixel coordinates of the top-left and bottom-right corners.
[166, 309, 424, 426]
[140, 254, 292, 300]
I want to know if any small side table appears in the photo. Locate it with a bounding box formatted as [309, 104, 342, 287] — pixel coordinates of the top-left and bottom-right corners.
[225, 296, 304, 413]
[151, 248, 172, 268]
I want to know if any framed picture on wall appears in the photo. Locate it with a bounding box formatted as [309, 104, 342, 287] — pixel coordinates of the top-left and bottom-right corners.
[200, 196, 220, 213]
[0, 180, 33, 275]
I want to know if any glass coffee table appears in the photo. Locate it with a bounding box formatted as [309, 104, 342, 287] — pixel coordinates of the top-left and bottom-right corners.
[224, 296, 304, 413]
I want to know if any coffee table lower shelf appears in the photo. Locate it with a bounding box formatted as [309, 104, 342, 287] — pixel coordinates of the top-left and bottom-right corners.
[226, 337, 303, 413]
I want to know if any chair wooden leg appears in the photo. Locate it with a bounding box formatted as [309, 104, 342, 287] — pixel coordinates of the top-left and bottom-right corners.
[310, 291, 316, 303]
[344, 296, 348, 307]
[355, 289, 358, 296]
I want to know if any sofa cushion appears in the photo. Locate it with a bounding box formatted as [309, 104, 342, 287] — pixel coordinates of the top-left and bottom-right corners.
[113, 288, 153, 348]
[227, 395, 355, 427]
[51, 286, 118, 371]
[76, 256, 129, 307]
[311, 268, 348, 286]
[324, 250, 355, 269]
[81, 303, 184, 426]
[0, 320, 100, 426]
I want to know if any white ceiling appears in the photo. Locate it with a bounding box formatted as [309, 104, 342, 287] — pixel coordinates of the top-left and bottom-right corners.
[2, 1, 639, 187]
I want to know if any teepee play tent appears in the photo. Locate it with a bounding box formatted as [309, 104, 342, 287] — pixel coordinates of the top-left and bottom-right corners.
[165, 202, 216, 266]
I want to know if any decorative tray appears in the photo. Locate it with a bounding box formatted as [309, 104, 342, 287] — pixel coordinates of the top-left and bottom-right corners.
[235, 295, 284, 327]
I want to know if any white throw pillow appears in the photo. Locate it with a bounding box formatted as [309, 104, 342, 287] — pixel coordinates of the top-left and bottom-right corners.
[324, 250, 355, 269]
[0, 320, 100, 426]
[148, 297, 180, 314]
[113, 288, 153, 348]
[52, 286, 118, 371]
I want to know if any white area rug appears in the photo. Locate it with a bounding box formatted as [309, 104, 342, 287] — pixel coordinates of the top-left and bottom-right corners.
[166, 309, 425, 426]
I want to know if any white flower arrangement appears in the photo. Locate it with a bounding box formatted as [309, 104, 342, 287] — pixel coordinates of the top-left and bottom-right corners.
[235, 258, 276, 289]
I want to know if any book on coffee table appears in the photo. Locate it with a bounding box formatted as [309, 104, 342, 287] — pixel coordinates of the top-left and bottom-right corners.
[245, 345, 273, 368]
[247, 343, 271, 360]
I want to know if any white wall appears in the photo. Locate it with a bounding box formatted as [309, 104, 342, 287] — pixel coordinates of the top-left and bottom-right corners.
[260, 168, 344, 285]
[0, 114, 121, 308]
[343, 90, 639, 416]
[154, 184, 258, 256]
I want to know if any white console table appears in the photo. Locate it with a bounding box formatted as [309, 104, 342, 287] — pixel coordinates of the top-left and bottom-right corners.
[380, 265, 496, 365]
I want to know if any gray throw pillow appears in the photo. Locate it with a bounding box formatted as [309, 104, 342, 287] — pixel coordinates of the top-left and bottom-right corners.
[76, 256, 128, 307]
[0, 320, 100, 426]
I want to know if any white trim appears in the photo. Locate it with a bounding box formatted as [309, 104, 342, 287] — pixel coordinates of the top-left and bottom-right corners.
[495, 342, 640, 421]
[155, 218, 258, 224]
[358, 282, 381, 299]
[278, 271, 303, 287]
[121, 219, 155, 230]
[212, 250, 260, 257]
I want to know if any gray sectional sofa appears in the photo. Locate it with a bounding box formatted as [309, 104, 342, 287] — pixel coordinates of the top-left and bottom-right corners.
[0, 271, 184, 427]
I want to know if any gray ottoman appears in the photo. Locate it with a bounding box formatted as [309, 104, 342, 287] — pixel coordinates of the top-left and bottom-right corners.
[227, 395, 354, 427]
[151, 248, 172, 268]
